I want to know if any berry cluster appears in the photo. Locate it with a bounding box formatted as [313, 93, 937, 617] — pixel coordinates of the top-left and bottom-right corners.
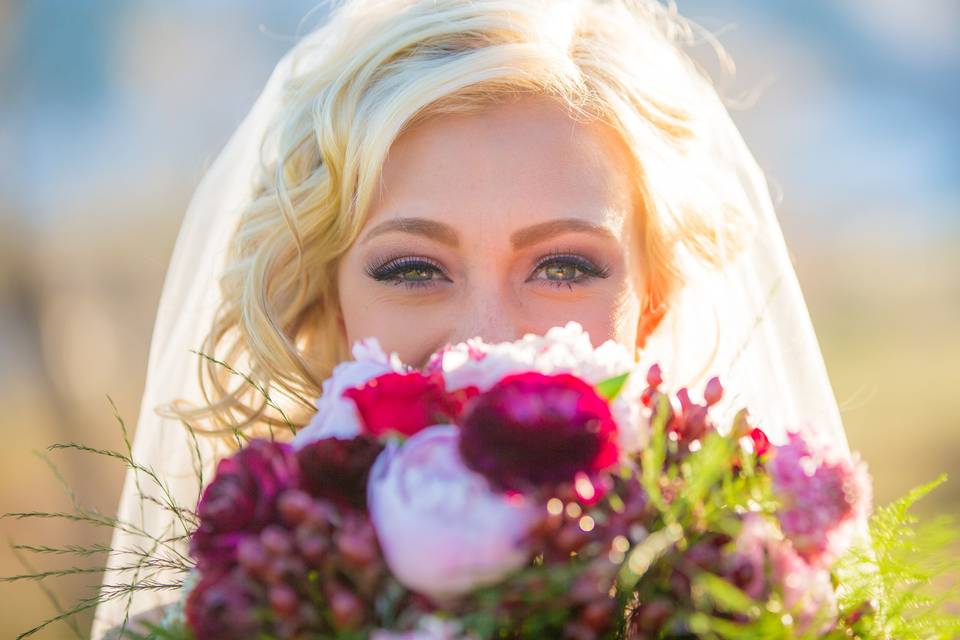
[185, 438, 394, 639]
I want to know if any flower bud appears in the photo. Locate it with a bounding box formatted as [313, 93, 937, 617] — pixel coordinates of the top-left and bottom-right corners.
[703, 376, 723, 406]
[294, 526, 328, 566]
[269, 583, 299, 619]
[261, 525, 294, 557]
[336, 521, 379, 568]
[277, 490, 314, 527]
[237, 537, 269, 576]
[645, 364, 663, 388]
[329, 587, 365, 630]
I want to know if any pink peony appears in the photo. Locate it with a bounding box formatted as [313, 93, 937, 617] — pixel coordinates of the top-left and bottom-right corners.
[769, 431, 872, 565]
[458, 371, 620, 493]
[366, 425, 539, 602]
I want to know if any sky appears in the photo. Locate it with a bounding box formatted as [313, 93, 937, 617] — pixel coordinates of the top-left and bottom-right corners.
[0, 0, 957, 236]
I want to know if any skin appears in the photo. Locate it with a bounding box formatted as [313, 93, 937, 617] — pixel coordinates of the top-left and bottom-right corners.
[336, 93, 665, 368]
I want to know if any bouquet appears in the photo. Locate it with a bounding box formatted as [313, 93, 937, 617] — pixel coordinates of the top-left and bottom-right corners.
[6, 323, 960, 639]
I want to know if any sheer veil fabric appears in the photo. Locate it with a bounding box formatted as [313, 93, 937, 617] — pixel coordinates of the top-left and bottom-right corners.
[90, 11, 850, 638]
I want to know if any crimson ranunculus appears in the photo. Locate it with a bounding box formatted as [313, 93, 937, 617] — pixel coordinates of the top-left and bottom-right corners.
[190, 440, 298, 568]
[185, 567, 264, 639]
[342, 371, 478, 438]
[297, 435, 384, 509]
[458, 371, 620, 492]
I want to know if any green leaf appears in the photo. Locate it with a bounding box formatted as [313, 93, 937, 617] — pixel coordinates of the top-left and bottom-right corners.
[692, 572, 758, 616]
[639, 394, 670, 513]
[670, 432, 736, 523]
[617, 522, 683, 591]
[596, 371, 630, 401]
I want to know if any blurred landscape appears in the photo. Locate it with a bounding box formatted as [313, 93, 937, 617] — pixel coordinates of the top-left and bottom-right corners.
[1, 1, 958, 636]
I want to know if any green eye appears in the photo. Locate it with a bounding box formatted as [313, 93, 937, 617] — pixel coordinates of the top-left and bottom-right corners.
[531, 254, 611, 287]
[543, 263, 581, 281]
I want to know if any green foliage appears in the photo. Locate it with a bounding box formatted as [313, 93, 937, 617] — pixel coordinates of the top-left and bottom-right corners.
[834, 474, 960, 639]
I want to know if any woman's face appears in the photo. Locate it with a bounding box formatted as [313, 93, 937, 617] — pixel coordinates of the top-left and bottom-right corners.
[336, 94, 657, 368]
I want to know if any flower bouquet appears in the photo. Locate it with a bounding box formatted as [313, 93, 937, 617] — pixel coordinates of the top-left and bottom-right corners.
[6, 323, 960, 639]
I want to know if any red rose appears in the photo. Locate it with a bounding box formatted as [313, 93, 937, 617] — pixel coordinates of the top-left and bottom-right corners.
[342, 371, 477, 438]
[458, 371, 620, 492]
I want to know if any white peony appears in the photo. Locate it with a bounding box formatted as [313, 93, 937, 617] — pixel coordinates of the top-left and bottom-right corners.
[366, 425, 539, 602]
[426, 322, 647, 453]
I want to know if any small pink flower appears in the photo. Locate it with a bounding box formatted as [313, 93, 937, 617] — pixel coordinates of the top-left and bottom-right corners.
[769, 431, 872, 565]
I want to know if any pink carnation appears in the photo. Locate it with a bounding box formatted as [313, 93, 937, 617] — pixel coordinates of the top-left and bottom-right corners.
[768, 432, 872, 565]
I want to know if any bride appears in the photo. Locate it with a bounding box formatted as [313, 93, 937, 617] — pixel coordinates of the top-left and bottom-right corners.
[91, 0, 851, 636]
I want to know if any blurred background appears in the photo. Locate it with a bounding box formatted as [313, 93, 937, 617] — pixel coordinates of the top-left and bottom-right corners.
[0, 1, 957, 636]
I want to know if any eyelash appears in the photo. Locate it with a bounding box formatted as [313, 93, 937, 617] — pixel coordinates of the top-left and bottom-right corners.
[364, 249, 611, 291]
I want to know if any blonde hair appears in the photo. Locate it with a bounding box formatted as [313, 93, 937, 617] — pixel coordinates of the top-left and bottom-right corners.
[181, 0, 751, 435]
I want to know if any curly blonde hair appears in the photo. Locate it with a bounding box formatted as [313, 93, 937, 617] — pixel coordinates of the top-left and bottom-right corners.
[177, 0, 752, 436]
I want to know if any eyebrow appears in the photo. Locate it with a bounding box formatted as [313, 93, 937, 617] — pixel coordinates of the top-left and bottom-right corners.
[360, 216, 616, 249]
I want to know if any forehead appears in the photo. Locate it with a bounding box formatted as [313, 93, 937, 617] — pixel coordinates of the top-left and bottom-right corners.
[368, 93, 638, 232]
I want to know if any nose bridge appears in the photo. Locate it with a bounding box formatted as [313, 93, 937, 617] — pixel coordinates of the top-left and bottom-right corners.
[449, 280, 520, 345]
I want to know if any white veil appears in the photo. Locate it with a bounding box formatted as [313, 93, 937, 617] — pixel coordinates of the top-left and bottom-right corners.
[90, 4, 850, 637]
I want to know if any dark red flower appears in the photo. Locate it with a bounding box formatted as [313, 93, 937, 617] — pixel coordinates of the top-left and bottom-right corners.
[191, 440, 298, 568]
[343, 371, 477, 438]
[458, 371, 620, 492]
[185, 567, 264, 639]
[296, 436, 384, 509]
